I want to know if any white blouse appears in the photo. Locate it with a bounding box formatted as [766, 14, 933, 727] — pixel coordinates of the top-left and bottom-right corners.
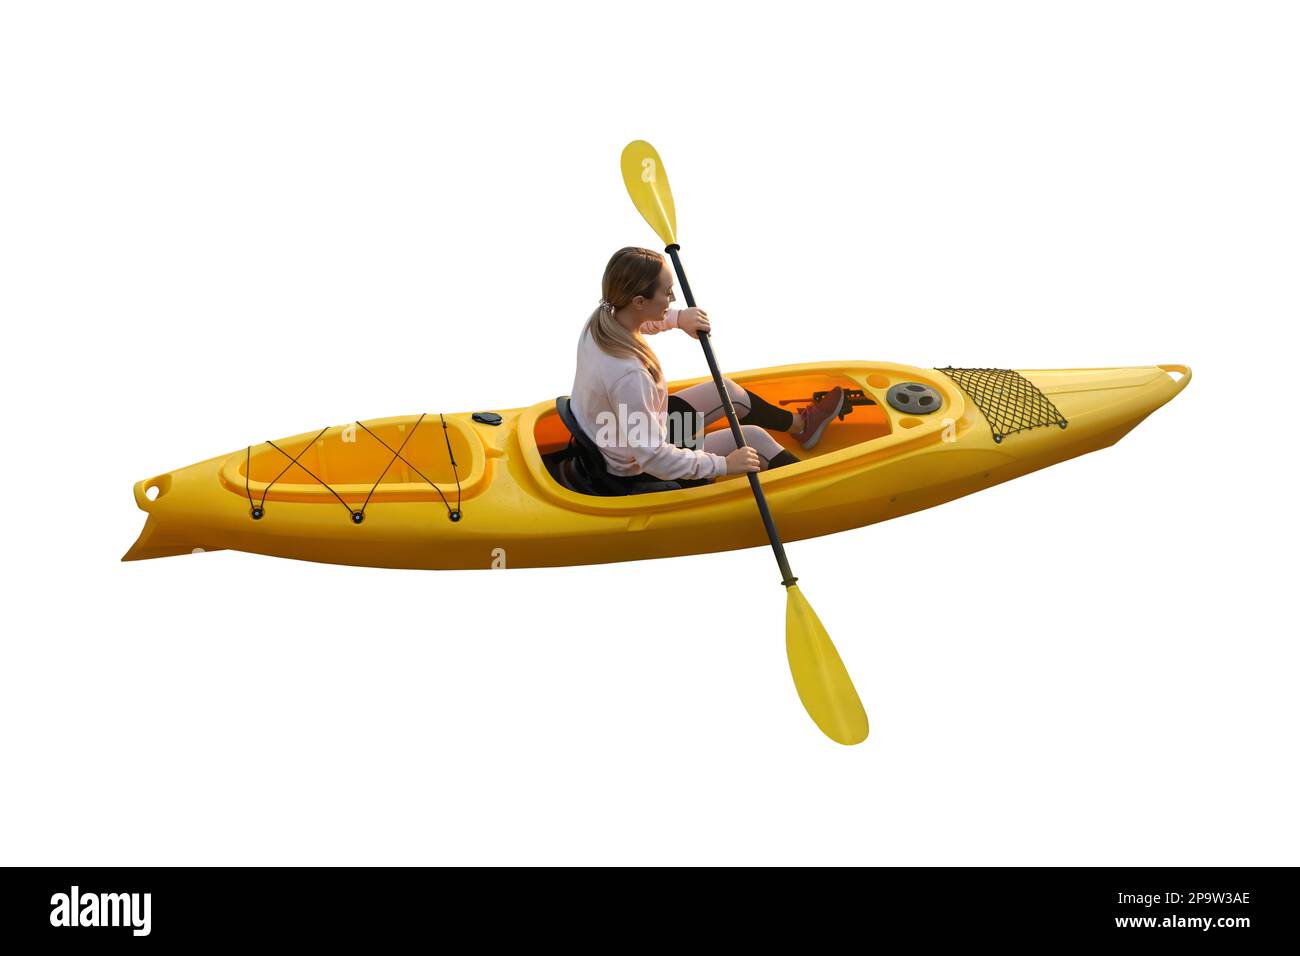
[568, 308, 729, 480]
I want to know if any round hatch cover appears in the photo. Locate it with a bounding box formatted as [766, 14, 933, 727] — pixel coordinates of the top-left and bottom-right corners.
[886, 382, 943, 414]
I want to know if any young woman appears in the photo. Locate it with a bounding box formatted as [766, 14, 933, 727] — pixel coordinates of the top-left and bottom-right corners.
[569, 246, 844, 492]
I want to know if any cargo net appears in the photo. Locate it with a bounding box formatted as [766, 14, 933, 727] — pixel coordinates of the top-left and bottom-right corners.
[936, 368, 1068, 443]
[244, 413, 463, 524]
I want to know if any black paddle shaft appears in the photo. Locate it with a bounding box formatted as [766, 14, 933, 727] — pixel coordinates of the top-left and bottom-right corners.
[664, 244, 797, 588]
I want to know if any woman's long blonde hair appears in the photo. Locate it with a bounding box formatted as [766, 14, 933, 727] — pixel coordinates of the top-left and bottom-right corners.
[585, 246, 666, 383]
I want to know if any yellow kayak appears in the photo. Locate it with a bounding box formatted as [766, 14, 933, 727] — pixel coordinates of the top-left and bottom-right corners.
[122, 360, 1191, 570]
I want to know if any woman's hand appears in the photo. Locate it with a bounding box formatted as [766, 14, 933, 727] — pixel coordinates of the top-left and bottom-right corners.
[725, 446, 762, 474]
[676, 307, 710, 339]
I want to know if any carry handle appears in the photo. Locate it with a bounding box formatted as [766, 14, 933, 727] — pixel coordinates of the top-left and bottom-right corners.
[132, 475, 171, 512]
[1158, 364, 1192, 395]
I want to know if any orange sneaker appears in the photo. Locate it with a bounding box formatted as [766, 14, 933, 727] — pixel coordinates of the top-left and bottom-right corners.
[791, 387, 844, 449]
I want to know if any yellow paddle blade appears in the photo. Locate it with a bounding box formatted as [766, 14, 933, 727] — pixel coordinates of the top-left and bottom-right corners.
[620, 140, 677, 246]
[785, 585, 869, 745]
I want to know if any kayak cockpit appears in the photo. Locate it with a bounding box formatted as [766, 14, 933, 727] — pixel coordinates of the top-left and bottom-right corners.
[534, 366, 898, 498]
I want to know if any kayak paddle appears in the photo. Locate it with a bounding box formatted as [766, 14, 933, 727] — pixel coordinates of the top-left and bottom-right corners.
[620, 140, 869, 746]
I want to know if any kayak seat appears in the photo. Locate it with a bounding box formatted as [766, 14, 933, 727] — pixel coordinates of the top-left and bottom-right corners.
[550, 397, 684, 496]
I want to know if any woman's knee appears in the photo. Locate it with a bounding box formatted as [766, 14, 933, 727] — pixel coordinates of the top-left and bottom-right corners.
[723, 378, 751, 416]
[739, 424, 783, 459]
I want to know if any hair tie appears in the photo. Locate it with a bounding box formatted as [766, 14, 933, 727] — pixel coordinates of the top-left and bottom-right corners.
[599, 299, 614, 314]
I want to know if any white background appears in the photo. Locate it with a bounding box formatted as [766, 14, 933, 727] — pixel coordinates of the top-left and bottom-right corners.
[2, 1, 1296, 865]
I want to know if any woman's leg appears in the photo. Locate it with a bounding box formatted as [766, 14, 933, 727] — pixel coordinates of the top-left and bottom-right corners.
[702, 425, 799, 470]
[670, 378, 751, 431]
[671, 379, 801, 467]
[738, 389, 799, 432]
[670, 379, 799, 433]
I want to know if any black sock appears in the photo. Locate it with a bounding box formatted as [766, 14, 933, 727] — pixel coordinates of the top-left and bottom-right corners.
[741, 389, 795, 431]
[768, 449, 801, 469]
